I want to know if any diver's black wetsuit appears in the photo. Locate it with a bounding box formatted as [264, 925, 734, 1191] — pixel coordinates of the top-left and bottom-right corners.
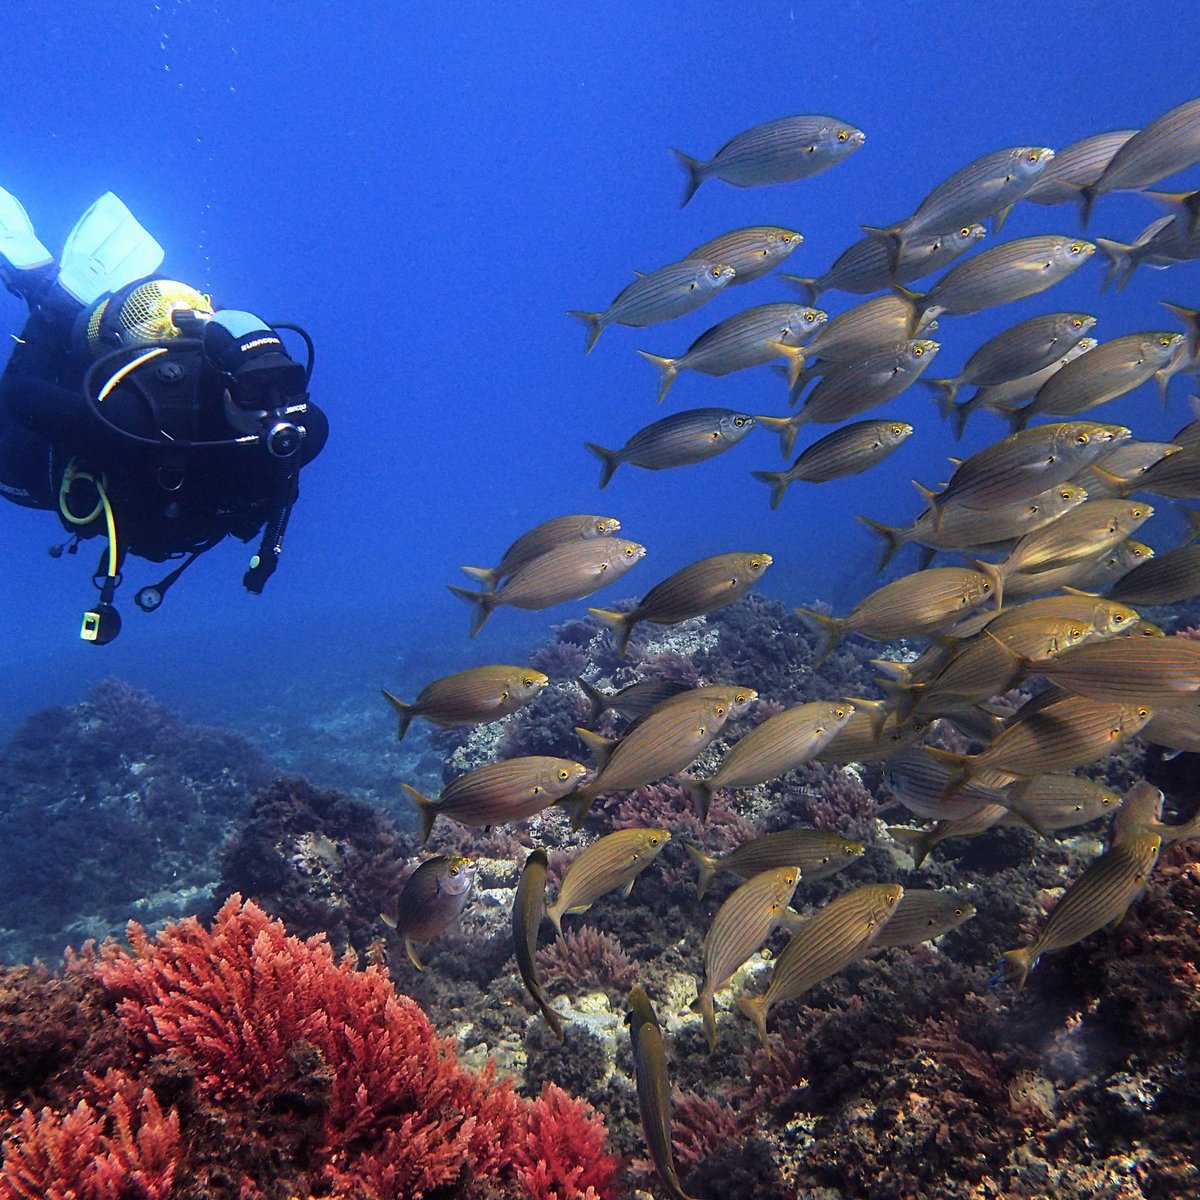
[0, 294, 327, 573]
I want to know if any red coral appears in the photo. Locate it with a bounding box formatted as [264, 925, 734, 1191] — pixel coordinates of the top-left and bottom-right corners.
[0, 1071, 181, 1200]
[81, 895, 615, 1200]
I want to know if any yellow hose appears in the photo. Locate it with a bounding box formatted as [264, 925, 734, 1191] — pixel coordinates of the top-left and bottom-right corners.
[59, 460, 118, 578]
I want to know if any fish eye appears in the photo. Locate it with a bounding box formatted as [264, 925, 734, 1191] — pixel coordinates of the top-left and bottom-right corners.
[1072, 318, 1083, 329]
[523, 676, 536, 686]
[1027, 151, 1039, 162]
[805, 310, 819, 323]
[734, 416, 746, 427]
[750, 558, 761, 569]
[1112, 613, 1128, 625]
[1075, 433, 1090, 445]
[649, 836, 660, 846]
[710, 267, 723, 279]
[623, 546, 635, 557]
[959, 227, 971, 238]
[1138, 707, 1150, 719]
[953, 906, 964, 917]
[1160, 336, 1173, 346]
[1101, 795, 1115, 807]
[558, 769, 571, 780]
[837, 130, 849, 142]
[913, 345, 924, 356]
[714, 705, 728, 719]
[449, 865, 460, 876]
[835, 707, 847, 718]
[1070, 242, 1085, 254]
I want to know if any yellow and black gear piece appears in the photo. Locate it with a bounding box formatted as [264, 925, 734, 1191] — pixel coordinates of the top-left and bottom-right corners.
[86, 279, 213, 353]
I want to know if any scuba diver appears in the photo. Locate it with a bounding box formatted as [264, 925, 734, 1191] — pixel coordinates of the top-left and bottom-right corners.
[0, 189, 327, 643]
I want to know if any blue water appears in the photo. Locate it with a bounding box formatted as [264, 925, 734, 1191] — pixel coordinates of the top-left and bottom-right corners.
[2, 0, 1199, 743]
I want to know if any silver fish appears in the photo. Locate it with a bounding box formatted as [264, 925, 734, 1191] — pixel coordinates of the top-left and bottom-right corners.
[782, 223, 985, 304]
[674, 114, 865, 206]
[569, 258, 735, 352]
[684, 225, 804, 285]
[587, 408, 756, 487]
[1024, 130, 1137, 206]
[460, 514, 621, 591]
[512, 848, 566, 1039]
[382, 855, 476, 969]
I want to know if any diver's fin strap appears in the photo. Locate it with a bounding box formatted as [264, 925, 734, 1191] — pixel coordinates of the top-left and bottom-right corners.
[56, 193, 164, 306]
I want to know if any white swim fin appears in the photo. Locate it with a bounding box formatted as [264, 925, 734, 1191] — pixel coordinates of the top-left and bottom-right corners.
[0, 187, 52, 275]
[56, 192, 164, 306]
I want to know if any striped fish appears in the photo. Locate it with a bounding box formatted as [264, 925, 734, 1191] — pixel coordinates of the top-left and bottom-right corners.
[683, 700, 855, 821]
[922, 312, 1096, 410]
[864, 146, 1054, 261]
[1024, 129, 1138, 206]
[382, 855, 476, 970]
[782, 223, 985, 304]
[684, 829, 865, 899]
[737, 882, 904, 1045]
[1094, 215, 1200, 290]
[575, 676, 692, 725]
[403, 757, 588, 843]
[694, 865, 800, 1048]
[638, 303, 826, 401]
[673, 114, 865, 206]
[858, 481, 1089, 573]
[590, 551, 772, 658]
[869, 890, 976, 948]
[568, 258, 735, 353]
[1010, 331, 1184, 429]
[1124, 541, 1200, 608]
[1072, 440, 1181, 499]
[563, 686, 757, 827]
[1143, 705, 1200, 755]
[460, 514, 621, 591]
[814, 706, 929, 764]
[512, 849, 565, 1039]
[1081, 96, 1200, 222]
[1002, 831, 1163, 987]
[798, 293, 938, 376]
[449, 538, 646, 637]
[754, 420, 913, 510]
[1002, 539, 1154, 603]
[545, 827, 670, 935]
[796, 566, 994, 665]
[923, 421, 1130, 519]
[381, 665, 548, 740]
[975, 498, 1153, 610]
[1032, 636, 1200, 706]
[946, 339, 1098, 441]
[628, 987, 701, 1200]
[1134, 446, 1200, 499]
[899, 236, 1095, 332]
[926, 695, 1153, 792]
[684, 225, 804, 285]
[587, 408, 756, 487]
[883, 747, 1012, 821]
[780, 340, 937, 445]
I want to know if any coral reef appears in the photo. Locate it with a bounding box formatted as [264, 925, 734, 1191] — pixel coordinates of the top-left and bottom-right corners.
[0, 897, 617, 1200]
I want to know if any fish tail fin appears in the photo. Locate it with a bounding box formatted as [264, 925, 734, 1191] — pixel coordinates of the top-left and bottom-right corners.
[846, 695, 889, 740]
[459, 563, 502, 591]
[752, 413, 803, 460]
[683, 842, 718, 899]
[861, 223, 902, 272]
[876, 677, 920, 723]
[671, 148, 705, 207]
[560, 788, 595, 832]
[405, 939, 425, 971]
[855, 514, 904, 573]
[922, 376, 960, 418]
[584, 441, 621, 489]
[447, 584, 497, 637]
[1094, 237, 1134, 292]
[890, 283, 923, 337]
[588, 606, 635, 658]
[1005, 405, 1032, 436]
[923, 746, 971, 798]
[794, 606, 845, 666]
[1001, 947, 1036, 989]
[567, 309, 604, 354]
[575, 676, 608, 724]
[691, 986, 717, 1050]
[973, 558, 1006, 614]
[950, 398, 973, 442]
[636, 349, 681, 403]
[545, 899, 565, 939]
[679, 775, 715, 824]
[769, 340, 808, 390]
[735, 992, 771, 1048]
[751, 468, 790, 511]
[1078, 184, 1098, 229]
[887, 825, 933, 868]
[401, 783, 437, 845]
[575, 725, 617, 772]
[780, 273, 820, 306]
[380, 689, 414, 741]
[1162, 300, 1200, 361]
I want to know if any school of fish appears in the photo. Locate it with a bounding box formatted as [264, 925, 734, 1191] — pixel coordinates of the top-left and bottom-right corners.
[379, 102, 1200, 1196]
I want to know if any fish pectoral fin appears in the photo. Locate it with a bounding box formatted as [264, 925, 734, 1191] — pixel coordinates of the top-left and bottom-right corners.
[620, 878, 637, 899]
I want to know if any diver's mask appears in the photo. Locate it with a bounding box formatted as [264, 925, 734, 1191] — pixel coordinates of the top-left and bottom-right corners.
[203, 310, 309, 458]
